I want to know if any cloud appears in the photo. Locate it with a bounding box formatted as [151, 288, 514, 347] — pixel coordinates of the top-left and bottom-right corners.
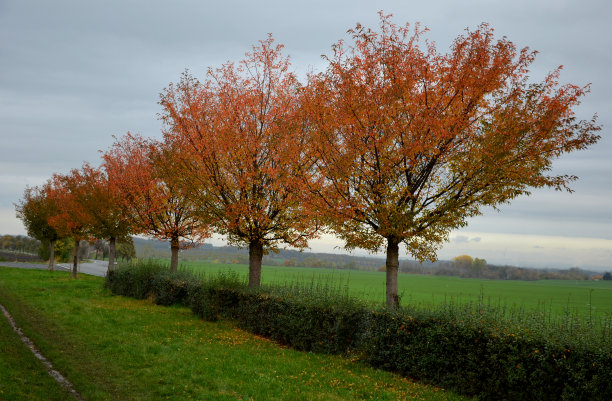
[453, 235, 481, 243]
[453, 235, 470, 243]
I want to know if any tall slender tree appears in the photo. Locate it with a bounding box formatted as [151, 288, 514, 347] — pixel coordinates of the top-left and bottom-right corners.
[159, 36, 319, 287]
[102, 133, 209, 272]
[46, 172, 91, 278]
[15, 183, 62, 271]
[304, 14, 600, 307]
[62, 163, 134, 272]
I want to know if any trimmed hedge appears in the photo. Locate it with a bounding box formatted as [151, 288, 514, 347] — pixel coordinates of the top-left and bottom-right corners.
[105, 262, 612, 400]
[360, 310, 612, 400]
[232, 290, 367, 354]
[105, 261, 165, 299]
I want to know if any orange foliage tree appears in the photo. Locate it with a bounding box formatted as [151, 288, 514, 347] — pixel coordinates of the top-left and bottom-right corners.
[159, 37, 319, 287]
[46, 172, 91, 278]
[61, 163, 134, 272]
[102, 133, 209, 272]
[304, 15, 600, 307]
[15, 183, 63, 271]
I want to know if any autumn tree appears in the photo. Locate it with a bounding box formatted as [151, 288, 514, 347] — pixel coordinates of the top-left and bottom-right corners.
[452, 255, 474, 270]
[46, 172, 91, 278]
[304, 14, 600, 307]
[65, 163, 133, 272]
[159, 36, 319, 287]
[15, 183, 63, 271]
[102, 133, 209, 272]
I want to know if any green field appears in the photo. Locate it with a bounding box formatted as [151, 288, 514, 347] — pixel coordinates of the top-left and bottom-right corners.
[0, 266, 469, 401]
[180, 260, 612, 318]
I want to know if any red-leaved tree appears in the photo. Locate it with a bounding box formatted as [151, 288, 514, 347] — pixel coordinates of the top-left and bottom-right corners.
[63, 163, 134, 272]
[159, 36, 319, 287]
[102, 133, 209, 272]
[304, 14, 600, 307]
[46, 172, 91, 278]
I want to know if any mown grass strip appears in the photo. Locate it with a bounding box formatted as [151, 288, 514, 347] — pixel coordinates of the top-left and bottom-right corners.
[0, 301, 74, 400]
[0, 304, 83, 400]
[0, 266, 470, 401]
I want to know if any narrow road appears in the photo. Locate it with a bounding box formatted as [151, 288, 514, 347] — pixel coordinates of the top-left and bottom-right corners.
[0, 260, 108, 277]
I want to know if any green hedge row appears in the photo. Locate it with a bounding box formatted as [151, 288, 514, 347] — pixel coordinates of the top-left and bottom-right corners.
[361, 310, 611, 400]
[105, 263, 612, 400]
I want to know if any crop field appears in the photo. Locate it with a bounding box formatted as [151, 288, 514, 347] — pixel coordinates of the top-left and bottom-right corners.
[181, 260, 612, 318]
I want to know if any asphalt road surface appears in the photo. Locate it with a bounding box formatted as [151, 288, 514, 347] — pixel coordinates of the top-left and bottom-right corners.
[0, 260, 109, 277]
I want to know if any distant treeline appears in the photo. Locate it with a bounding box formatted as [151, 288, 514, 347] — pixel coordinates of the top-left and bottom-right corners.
[135, 237, 383, 271]
[399, 256, 605, 281]
[133, 237, 609, 281]
[0, 234, 40, 254]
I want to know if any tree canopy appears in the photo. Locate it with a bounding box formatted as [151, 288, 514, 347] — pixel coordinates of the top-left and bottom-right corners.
[159, 36, 319, 286]
[14, 15, 599, 299]
[304, 14, 600, 307]
[15, 184, 62, 271]
[103, 133, 210, 272]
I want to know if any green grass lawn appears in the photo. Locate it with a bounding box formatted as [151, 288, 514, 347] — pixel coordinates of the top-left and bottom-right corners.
[0, 304, 74, 400]
[181, 260, 612, 318]
[0, 266, 469, 401]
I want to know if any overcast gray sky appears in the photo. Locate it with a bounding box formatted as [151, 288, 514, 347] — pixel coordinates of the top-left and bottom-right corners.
[1, 0, 610, 270]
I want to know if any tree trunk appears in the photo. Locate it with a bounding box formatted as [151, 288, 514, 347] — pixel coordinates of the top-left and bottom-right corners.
[48, 239, 55, 272]
[170, 237, 179, 273]
[107, 237, 116, 273]
[248, 240, 263, 288]
[385, 237, 400, 308]
[72, 239, 79, 279]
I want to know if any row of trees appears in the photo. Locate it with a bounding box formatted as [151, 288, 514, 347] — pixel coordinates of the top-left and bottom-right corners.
[16, 14, 599, 306]
[15, 154, 184, 277]
[0, 233, 136, 265]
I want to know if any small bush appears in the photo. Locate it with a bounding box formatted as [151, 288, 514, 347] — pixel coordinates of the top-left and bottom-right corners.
[105, 260, 166, 299]
[233, 282, 368, 354]
[151, 270, 200, 306]
[188, 271, 246, 322]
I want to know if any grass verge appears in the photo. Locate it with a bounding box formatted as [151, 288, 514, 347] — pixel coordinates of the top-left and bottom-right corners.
[0, 303, 74, 400]
[0, 266, 469, 401]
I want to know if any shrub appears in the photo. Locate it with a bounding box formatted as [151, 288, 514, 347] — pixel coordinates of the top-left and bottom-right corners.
[359, 307, 612, 400]
[232, 282, 368, 354]
[105, 260, 166, 299]
[188, 271, 246, 322]
[151, 270, 200, 306]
